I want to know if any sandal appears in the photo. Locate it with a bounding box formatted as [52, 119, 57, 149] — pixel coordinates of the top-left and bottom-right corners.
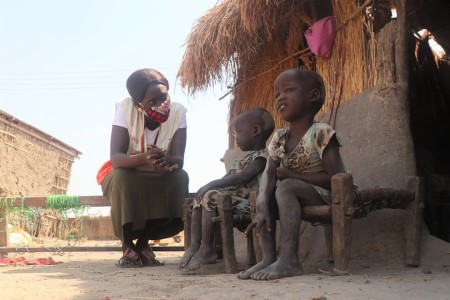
[115, 246, 143, 268]
[139, 245, 165, 267]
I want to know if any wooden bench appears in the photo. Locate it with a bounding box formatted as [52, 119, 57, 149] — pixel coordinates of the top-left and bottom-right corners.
[0, 195, 184, 255]
[197, 173, 423, 274]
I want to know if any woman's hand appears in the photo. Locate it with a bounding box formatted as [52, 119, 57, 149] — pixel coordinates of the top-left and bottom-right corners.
[145, 147, 179, 173]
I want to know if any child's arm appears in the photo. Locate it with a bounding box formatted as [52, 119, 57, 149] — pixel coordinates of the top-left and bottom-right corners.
[247, 156, 278, 235]
[276, 136, 345, 190]
[196, 157, 267, 200]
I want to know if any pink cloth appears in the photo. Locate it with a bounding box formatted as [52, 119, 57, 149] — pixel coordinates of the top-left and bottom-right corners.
[0, 256, 61, 266]
[304, 16, 336, 58]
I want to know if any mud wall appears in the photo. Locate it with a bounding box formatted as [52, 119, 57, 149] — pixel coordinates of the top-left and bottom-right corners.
[231, 84, 420, 269]
[0, 120, 74, 197]
[331, 83, 416, 189]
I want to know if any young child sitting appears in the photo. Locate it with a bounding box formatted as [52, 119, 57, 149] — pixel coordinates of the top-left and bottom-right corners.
[179, 108, 275, 271]
[238, 68, 346, 280]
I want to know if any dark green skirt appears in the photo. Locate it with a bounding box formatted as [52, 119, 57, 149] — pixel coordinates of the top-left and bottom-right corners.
[101, 168, 189, 241]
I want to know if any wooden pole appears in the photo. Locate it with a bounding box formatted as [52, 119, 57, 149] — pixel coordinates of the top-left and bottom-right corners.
[331, 173, 354, 275]
[249, 191, 262, 263]
[216, 194, 238, 273]
[404, 176, 424, 266]
[394, 0, 409, 85]
[183, 197, 193, 250]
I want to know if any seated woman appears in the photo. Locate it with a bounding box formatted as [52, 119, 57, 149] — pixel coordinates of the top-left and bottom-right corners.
[99, 68, 188, 268]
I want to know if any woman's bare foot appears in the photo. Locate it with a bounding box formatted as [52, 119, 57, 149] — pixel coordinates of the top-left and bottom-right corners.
[237, 259, 275, 280]
[184, 247, 217, 271]
[179, 243, 200, 269]
[251, 260, 303, 280]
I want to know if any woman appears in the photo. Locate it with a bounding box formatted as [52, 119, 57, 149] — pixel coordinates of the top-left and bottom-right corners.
[99, 68, 188, 268]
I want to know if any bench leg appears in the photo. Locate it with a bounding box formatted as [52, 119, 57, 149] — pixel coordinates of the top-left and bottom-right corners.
[404, 176, 424, 266]
[217, 194, 238, 273]
[183, 197, 193, 250]
[331, 173, 354, 275]
[249, 191, 262, 262]
[324, 225, 334, 263]
[246, 232, 256, 266]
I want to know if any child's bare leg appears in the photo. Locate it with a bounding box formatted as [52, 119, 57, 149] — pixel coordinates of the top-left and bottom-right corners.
[252, 179, 325, 280]
[185, 206, 218, 271]
[179, 207, 202, 269]
[237, 221, 276, 279]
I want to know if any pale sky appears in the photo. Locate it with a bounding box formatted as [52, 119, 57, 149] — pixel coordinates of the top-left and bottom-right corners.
[0, 0, 231, 196]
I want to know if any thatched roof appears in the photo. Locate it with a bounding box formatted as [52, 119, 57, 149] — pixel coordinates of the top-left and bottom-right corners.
[177, 0, 450, 145]
[178, 0, 314, 91]
[0, 110, 82, 158]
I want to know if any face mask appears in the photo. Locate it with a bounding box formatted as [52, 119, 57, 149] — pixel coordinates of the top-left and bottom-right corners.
[137, 98, 171, 124]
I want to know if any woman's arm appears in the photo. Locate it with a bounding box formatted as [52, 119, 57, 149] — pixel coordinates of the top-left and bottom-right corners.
[164, 127, 187, 168]
[110, 125, 147, 168]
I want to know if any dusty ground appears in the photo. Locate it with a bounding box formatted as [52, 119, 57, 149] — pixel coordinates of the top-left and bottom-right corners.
[0, 234, 449, 300]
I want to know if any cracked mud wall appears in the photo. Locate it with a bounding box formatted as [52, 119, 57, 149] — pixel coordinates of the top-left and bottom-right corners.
[0, 123, 73, 197]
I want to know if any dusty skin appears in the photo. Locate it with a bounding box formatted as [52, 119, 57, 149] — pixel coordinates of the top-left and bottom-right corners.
[0, 234, 450, 300]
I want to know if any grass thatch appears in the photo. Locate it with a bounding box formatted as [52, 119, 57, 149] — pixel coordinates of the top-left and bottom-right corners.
[177, 0, 415, 146]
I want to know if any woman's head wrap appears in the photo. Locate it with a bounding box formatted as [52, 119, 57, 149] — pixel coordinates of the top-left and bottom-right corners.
[126, 68, 169, 103]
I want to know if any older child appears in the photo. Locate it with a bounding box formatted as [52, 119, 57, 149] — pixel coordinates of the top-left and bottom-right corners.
[239, 69, 345, 280]
[180, 108, 275, 271]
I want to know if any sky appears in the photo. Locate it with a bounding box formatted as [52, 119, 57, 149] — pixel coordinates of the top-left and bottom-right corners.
[0, 0, 231, 197]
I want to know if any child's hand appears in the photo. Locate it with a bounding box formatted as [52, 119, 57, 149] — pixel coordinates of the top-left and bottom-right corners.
[276, 167, 296, 181]
[249, 202, 272, 237]
[196, 185, 211, 202]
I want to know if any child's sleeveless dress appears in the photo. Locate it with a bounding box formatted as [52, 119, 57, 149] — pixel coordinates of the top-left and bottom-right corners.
[268, 122, 341, 204]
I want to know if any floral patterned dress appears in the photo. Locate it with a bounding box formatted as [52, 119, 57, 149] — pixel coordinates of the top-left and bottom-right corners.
[268, 122, 341, 204]
[194, 149, 268, 215]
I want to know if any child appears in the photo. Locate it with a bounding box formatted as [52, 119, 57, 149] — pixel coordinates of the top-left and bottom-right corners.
[238, 69, 346, 280]
[179, 108, 275, 271]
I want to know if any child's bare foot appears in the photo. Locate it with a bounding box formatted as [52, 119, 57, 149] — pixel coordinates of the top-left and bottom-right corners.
[250, 260, 303, 280]
[184, 248, 217, 271]
[179, 244, 200, 269]
[237, 259, 275, 280]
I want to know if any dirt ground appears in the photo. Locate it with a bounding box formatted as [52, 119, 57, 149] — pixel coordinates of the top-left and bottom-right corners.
[0, 233, 450, 300]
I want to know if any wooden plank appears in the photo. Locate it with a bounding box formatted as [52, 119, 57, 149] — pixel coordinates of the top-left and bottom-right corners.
[1, 195, 187, 255]
[303, 205, 332, 224]
[6, 196, 109, 208]
[0, 246, 184, 254]
[404, 176, 424, 266]
[331, 173, 354, 275]
[216, 194, 238, 273]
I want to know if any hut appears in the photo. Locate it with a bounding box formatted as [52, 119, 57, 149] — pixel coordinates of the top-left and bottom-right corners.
[177, 0, 450, 266]
[0, 110, 81, 197]
[0, 110, 82, 241]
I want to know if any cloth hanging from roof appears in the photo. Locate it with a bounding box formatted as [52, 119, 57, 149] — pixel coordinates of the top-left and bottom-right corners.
[305, 16, 336, 58]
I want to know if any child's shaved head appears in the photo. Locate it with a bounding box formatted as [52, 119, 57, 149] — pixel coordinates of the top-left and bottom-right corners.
[284, 68, 326, 113]
[234, 108, 275, 142]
